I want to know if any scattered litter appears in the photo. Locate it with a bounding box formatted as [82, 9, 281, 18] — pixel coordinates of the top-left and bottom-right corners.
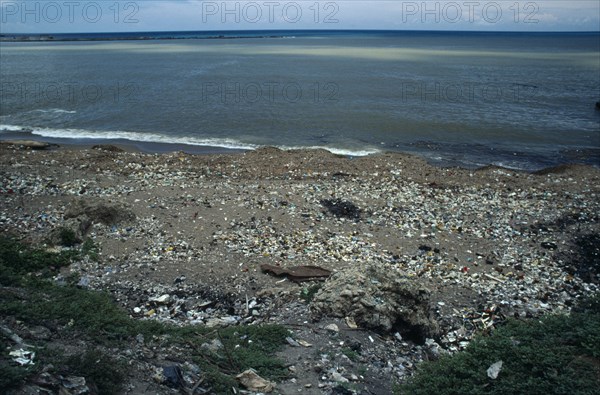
[484, 273, 504, 283]
[76, 276, 90, 288]
[345, 316, 358, 329]
[163, 365, 184, 388]
[297, 339, 313, 347]
[149, 294, 171, 304]
[325, 324, 339, 333]
[487, 361, 503, 379]
[9, 349, 35, 366]
[236, 369, 275, 392]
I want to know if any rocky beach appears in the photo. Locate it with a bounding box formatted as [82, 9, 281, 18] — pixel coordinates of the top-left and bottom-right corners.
[1, 142, 599, 394]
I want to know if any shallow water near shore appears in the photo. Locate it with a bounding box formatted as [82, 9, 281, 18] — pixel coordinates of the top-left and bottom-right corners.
[1, 30, 599, 169]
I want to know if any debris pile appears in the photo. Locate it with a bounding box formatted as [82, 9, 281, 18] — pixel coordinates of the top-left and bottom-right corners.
[310, 264, 440, 341]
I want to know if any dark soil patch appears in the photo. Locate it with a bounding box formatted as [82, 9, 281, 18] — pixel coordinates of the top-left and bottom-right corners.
[320, 199, 361, 220]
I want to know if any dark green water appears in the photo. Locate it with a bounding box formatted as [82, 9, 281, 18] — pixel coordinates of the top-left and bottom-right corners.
[1, 31, 599, 169]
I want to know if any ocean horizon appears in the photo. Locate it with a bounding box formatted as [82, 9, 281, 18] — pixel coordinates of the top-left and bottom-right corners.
[1, 29, 599, 169]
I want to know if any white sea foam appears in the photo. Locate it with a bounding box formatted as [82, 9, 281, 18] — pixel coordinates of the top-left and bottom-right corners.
[0, 125, 26, 132]
[0, 124, 379, 156]
[33, 109, 77, 114]
[277, 145, 379, 157]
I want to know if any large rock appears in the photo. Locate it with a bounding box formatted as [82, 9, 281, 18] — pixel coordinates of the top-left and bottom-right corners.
[65, 199, 135, 226]
[310, 264, 439, 342]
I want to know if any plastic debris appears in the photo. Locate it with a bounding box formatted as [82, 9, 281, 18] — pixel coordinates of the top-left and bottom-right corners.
[236, 369, 275, 392]
[149, 294, 171, 304]
[77, 276, 90, 288]
[345, 316, 358, 329]
[487, 361, 503, 379]
[297, 339, 313, 347]
[163, 365, 184, 388]
[9, 349, 35, 366]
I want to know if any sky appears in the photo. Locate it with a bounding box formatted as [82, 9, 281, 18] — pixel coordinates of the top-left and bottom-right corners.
[1, 1, 599, 33]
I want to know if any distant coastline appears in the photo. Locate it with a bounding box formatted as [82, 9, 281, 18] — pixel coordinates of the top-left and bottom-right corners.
[0, 32, 291, 42]
[1, 29, 599, 42]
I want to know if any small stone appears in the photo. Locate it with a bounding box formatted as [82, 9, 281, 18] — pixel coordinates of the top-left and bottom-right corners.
[330, 371, 348, 383]
[325, 324, 339, 333]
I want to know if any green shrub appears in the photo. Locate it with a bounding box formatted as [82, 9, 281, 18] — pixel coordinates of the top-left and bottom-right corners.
[0, 237, 79, 285]
[190, 325, 289, 392]
[58, 227, 78, 247]
[0, 364, 30, 391]
[64, 349, 126, 394]
[81, 238, 99, 261]
[397, 299, 600, 395]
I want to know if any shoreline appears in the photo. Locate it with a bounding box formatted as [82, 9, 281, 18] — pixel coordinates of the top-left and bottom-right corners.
[1, 132, 599, 174]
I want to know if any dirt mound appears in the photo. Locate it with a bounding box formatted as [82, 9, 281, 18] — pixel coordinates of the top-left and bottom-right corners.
[92, 144, 125, 153]
[310, 264, 439, 342]
[65, 199, 135, 226]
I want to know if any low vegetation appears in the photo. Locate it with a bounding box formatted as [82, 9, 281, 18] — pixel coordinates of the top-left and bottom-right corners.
[396, 295, 600, 394]
[0, 236, 288, 393]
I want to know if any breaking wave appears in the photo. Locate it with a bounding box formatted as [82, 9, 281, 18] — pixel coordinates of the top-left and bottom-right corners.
[0, 124, 378, 156]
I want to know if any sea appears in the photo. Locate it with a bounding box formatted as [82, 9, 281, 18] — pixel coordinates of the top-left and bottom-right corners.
[1, 30, 599, 170]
